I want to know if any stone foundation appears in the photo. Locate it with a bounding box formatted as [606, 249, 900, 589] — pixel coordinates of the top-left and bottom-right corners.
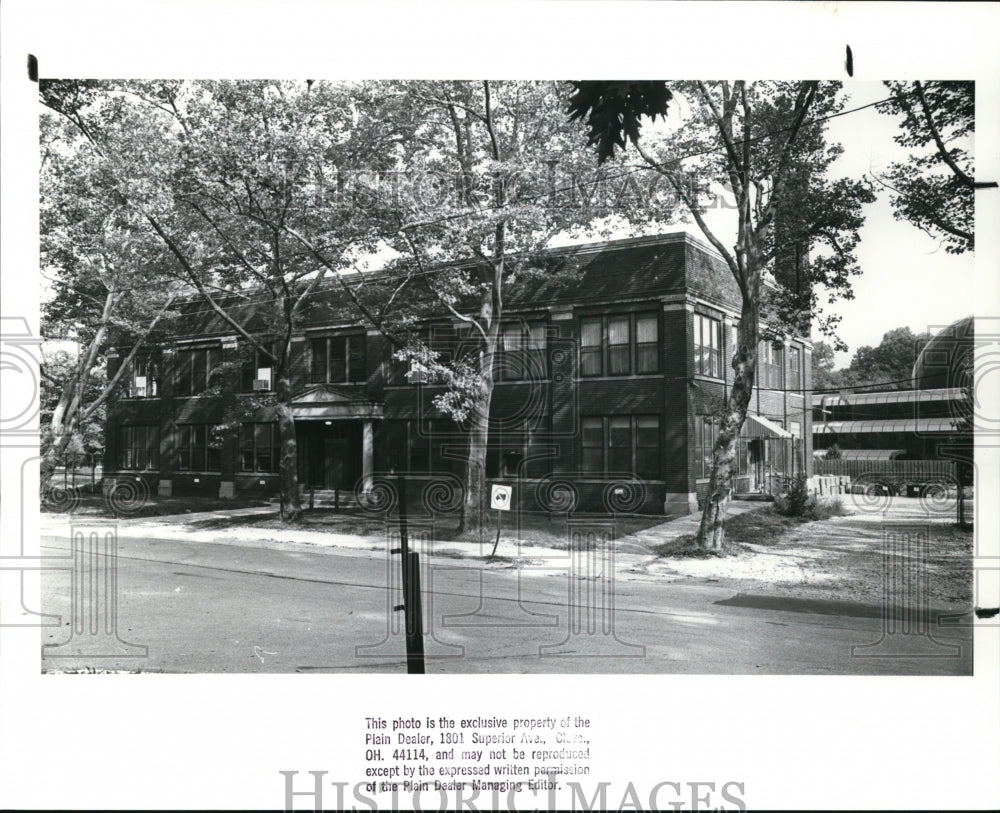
[663, 492, 698, 515]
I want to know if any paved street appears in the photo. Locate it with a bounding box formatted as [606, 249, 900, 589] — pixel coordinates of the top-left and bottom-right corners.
[39, 518, 972, 674]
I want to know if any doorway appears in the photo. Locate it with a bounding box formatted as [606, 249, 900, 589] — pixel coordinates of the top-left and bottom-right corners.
[297, 421, 361, 490]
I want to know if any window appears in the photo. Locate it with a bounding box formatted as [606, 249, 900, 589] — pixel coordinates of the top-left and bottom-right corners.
[788, 345, 802, 390]
[126, 358, 159, 398]
[406, 419, 464, 475]
[580, 319, 603, 377]
[694, 314, 723, 378]
[176, 424, 221, 472]
[240, 344, 275, 392]
[581, 417, 604, 475]
[636, 315, 659, 373]
[789, 421, 801, 438]
[174, 347, 221, 397]
[696, 416, 717, 478]
[607, 316, 630, 375]
[759, 341, 785, 390]
[580, 415, 661, 478]
[310, 334, 366, 384]
[496, 321, 547, 381]
[239, 423, 280, 472]
[578, 313, 659, 377]
[117, 425, 159, 470]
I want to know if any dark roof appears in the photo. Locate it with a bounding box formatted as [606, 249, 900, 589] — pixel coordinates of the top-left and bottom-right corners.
[167, 232, 738, 339]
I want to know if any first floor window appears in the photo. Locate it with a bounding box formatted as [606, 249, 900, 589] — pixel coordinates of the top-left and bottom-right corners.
[239, 423, 280, 473]
[176, 424, 221, 472]
[117, 425, 159, 470]
[580, 415, 661, 479]
[696, 416, 717, 478]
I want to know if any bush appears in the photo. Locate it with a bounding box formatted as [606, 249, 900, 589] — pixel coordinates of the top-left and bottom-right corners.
[774, 476, 848, 521]
[810, 496, 847, 520]
[775, 474, 812, 517]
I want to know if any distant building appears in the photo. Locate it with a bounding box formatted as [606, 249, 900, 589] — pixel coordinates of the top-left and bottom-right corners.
[813, 316, 972, 469]
[104, 232, 813, 514]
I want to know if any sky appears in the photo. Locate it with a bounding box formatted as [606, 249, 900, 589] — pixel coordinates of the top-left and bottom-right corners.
[705, 81, 974, 367]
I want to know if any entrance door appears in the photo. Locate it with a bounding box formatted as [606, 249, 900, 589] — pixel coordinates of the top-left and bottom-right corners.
[324, 438, 347, 489]
[748, 439, 764, 492]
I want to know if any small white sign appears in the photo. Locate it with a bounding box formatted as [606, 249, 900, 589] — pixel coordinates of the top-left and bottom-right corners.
[490, 484, 512, 511]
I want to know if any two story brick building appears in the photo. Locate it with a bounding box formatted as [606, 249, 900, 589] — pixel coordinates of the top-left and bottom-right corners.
[104, 231, 813, 514]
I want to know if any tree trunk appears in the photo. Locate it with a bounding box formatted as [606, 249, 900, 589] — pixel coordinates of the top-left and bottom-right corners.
[696, 298, 759, 553]
[459, 333, 497, 538]
[275, 373, 302, 523]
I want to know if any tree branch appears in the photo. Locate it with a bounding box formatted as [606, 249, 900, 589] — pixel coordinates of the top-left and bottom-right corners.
[913, 80, 976, 189]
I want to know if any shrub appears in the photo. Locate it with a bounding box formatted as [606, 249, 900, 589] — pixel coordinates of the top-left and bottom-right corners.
[775, 474, 812, 517]
[810, 496, 847, 520]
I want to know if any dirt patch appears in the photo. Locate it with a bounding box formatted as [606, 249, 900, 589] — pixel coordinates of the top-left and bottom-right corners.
[642, 503, 973, 610]
[180, 508, 668, 549]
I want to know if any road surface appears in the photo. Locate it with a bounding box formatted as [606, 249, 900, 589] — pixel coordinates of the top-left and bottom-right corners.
[38, 529, 972, 674]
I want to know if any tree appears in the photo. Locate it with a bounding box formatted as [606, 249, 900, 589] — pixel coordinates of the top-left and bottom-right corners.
[874, 81, 974, 254]
[569, 80, 874, 551]
[39, 88, 181, 490]
[845, 326, 930, 390]
[41, 80, 400, 521]
[810, 340, 844, 391]
[311, 81, 629, 534]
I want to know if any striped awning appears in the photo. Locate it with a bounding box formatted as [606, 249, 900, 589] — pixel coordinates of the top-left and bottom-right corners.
[745, 413, 792, 439]
[813, 449, 907, 461]
[817, 418, 959, 434]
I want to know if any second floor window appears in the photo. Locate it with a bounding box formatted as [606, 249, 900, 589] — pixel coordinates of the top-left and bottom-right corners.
[311, 334, 366, 384]
[579, 312, 659, 377]
[174, 346, 221, 397]
[496, 321, 547, 381]
[127, 358, 159, 398]
[788, 345, 802, 390]
[694, 314, 723, 378]
[240, 344, 275, 393]
[759, 341, 785, 390]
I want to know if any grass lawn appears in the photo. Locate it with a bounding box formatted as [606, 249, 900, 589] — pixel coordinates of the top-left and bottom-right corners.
[42, 492, 270, 519]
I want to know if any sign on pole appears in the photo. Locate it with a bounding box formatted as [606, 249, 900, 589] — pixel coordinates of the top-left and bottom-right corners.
[490, 483, 512, 511]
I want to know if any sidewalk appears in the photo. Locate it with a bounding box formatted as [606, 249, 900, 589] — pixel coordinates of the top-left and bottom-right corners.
[40, 501, 771, 568]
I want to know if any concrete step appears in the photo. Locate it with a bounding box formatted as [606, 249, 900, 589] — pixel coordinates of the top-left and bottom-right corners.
[269, 489, 360, 510]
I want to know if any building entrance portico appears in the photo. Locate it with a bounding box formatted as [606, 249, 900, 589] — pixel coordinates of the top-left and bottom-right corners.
[290, 384, 382, 493]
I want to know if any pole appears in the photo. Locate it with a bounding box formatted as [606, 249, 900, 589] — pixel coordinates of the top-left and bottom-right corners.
[393, 474, 424, 673]
[490, 509, 502, 559]
[404, 551, 425, 674]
